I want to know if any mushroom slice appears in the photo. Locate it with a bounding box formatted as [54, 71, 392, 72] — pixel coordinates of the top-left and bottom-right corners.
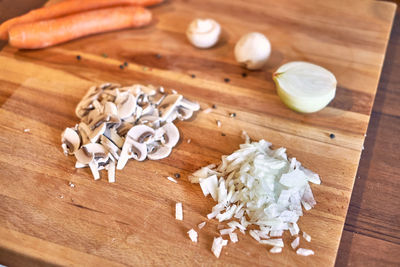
[126, 125, 155, 144]
[80, 85, 102, 106]
[75, 143, 107, 165]
[89, 161, 101, 180]
[75, 97, 95, 119]
[75, 162, 87, 168]
[78, 122, 91, 145]
[100, 135, 120, 160]
[89, 122, 106, 143]
[161, 122, 180, 147]
[86, 109, 102, 125]
[138, 115, 160, 128]
[103, 102, 118, 116]
[114, 91, 129, 106]
[84, 85, 100, 98]
[177, 106, 193, 120]
[106, 159, 116, 183]
[158, 94, 183, 121]
[61, 127, 81, 155]
[165, 110, 178, 123]
[92, 99, 103, 113]
[136, 93, 148, 107]
[147, 145, 172, 160]
[141, 85, 157, 96]
[76, 143, 109, 180]
[101, 83, 121, 90]
[107, 115, 121, 129]
[117, 93, 136, 119]
[88, 114, 109, 129]
[134, 105, 143, 121]
[116, 122, 133, 136]
[99, 91, 116, 103]
[150, 93, 166, 106]
[179, 98, 200, 111]
[117, 140, 147, 169]
[104, 127, 125, 148]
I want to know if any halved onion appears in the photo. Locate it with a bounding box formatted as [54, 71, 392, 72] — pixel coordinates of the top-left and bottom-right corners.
[273, 61, 337, 113]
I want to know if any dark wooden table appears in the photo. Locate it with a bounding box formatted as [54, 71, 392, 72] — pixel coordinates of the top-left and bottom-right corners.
[0, 1, 399, 266]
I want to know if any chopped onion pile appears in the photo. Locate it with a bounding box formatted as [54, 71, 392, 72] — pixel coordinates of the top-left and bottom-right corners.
[189, 133, 320, 257]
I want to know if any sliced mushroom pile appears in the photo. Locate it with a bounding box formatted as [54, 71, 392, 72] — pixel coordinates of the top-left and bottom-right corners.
[61, 83, 199, 182]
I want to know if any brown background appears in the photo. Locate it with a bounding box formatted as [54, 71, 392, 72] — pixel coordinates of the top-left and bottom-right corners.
[0, 0, 399, 266]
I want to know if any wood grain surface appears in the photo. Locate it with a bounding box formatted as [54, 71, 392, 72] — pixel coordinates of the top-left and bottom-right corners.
[0, 0, 397, 266]
[336, 3, 400, 266]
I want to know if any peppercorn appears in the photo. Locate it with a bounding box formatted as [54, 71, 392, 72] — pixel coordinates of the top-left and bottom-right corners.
[174, 173, 181, 179]
[224, 78, 230, 83]
[119, 65, 124, 69]
[76, 55, 81, 60]
[242, 73, 247, 78]
[212, 104, 217, 109]
[123, 62, 128, 67]
[329, 133, 335, 139]
[191, 74, 196, 78]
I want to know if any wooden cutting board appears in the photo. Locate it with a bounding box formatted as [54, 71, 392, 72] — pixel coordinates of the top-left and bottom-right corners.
[0, 0, 396, 266]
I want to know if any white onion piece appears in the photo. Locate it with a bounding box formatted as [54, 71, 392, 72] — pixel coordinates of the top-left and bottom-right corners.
[291, 236, 300, 250]
[211, 237, 228, 258]
[229, 232, 238, 243]
[198, 222, 206, 229]
[296, 248, 314, 256]
[303, 231, 312, 242]
[273, 61, 337, 113]
[269, 246, 282, 253]
[175, 202, 183, 221]
[187, 229, 198, 243]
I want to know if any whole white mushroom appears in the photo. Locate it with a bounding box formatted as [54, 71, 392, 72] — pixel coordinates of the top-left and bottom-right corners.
[234, 32, 271, 70]
[186, 18, 221, 49]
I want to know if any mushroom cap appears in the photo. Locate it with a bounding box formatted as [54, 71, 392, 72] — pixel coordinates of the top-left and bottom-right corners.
[61, 127, 81, 155]
[147, 145, 172, 160]
[186, 18, 221, 49]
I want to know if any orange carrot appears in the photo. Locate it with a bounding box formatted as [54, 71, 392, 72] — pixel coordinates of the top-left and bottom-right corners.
[9, 6, 152, 49]
[0, 0, 163, 40]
